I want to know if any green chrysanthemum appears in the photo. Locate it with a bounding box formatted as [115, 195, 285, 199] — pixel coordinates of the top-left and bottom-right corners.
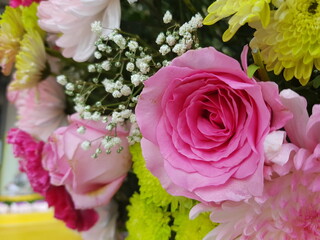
[0, 6, 24, 75]
[130, 144, 189, 210]
[203, 0, 271, 41]
[172, 210, 216, 240]
[21, 2, 45, 36]
[250, 0, 320, 85]
[126, 193, 172, 240]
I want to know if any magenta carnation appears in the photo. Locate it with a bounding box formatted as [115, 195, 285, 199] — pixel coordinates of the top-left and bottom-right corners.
[45, 185, 99, 231]
[9, 0, 41, 7]
[136, 47, 291, 203]
[7, 128, 50, 194]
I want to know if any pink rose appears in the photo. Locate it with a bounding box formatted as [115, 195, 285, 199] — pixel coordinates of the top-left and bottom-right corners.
[136, 47, 291, 203]
[42, 114, 132, 209]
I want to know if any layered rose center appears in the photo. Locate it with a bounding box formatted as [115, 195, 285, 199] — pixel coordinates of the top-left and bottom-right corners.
[158, 74, 263, 184]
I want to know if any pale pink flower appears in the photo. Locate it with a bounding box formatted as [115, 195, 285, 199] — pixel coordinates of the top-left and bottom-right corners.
[191, 169, 320, 240]
[136, 47, 291, 203]
[37, 0, 121, 62]
[42, 113, 132, 209]
[263, 89, 320, 177]
[7, 76, 67, 141]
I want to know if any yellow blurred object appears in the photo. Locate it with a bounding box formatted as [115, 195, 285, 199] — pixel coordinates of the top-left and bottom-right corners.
[0, 193, 42, 202]
[0, 210, 82, 240]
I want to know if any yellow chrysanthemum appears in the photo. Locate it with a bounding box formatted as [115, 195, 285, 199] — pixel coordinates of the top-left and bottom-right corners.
[203, 0, 271, 41]
[172, 210, 216, 240]
[126, 193, 172, 240]
[9, 30, 46, 90]
[130, 144, 190, 210]
[0, 6, 24, 75]
[250, 0, 320, 85]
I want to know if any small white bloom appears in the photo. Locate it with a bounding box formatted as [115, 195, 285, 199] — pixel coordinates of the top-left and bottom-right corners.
[83, 111, 92, 119]
[77, 126, 86, 134]
[126, 62, 135, 72]
[172, 43, 187, 55]
[113, 34, 126, 49]
[121, 109, 132, 118]
[65, 83, 75, 91]
[159, 44, 171, 55]
[101, 60, 111, 71]
[81, 141, 91, 150]
[128, 40, 139, 52]
[97, 44, 107, 51]
[131, 74, 142, 86]
[112, 90, 122, 98]
[88, 64, 96, 72]
[163, 11, 173, 24]
[57, 75, 67, 85]
[91, 21, 102, 34]
[156, 32, 166, 45]
[91, 111, 101, 121]
[121, 85, 132, 96]
[127, 0, 138, 4]
[166, 35, 176, 46]
[94, 51, 102, 59]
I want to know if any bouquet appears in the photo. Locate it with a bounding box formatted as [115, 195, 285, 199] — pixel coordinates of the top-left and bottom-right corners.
[2, 0, 320, 239]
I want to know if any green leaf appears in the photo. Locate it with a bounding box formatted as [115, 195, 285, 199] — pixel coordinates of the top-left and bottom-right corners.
[247, 64, 260, 78]
[312, 75, 320, 89]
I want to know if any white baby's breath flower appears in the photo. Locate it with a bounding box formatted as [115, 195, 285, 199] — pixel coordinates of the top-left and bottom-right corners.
[128, 40, 139, 52]
[77, 126, 86, 134]
[156, 32, 166, 45]
[57, 75, 67, 85]
[126, 62, 135, 72]
[91, 21, 102, 34]
[159, 44, 171, 55]
[101, 60, 111, 71]
[120, 85, 132, 96]
[81, 141, 91, 150]
[94, 51, 102, 59]
[163, 11, 173, 24]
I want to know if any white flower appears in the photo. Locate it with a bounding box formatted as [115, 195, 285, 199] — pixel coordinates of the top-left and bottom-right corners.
[38, 0, 121, 62]
[156, 32, 166, 45]
[166, 35, 176, 46]
[163, 11, 173, 24]
[159, 44, 171, 55]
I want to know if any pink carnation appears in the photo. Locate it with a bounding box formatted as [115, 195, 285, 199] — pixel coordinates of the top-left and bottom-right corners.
[9, 0, 41, 7]
[7, 128, 50, 195]
[7, 76, 67, 141]
[136, 47, 291, 203]
[45, 185, 99, 231]
[37, 0, 120, 62]
[42, 113, 132, 209]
